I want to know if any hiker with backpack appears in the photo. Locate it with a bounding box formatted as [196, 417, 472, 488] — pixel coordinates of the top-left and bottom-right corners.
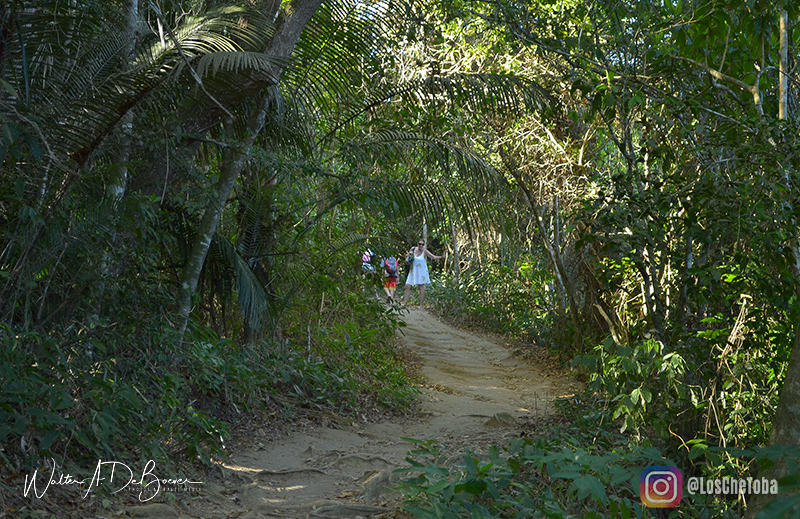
[401, 239, 442, 308]
[381, 255, 400, 302]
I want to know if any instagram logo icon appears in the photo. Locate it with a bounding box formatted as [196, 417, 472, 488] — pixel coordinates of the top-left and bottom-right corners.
[640, 466, 683, 508]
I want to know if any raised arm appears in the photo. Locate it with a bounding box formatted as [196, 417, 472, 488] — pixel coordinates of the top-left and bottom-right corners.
[425, 248, 443, 261]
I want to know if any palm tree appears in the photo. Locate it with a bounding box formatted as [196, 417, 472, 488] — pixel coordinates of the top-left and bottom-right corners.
[0, 0, 553, 344]
[0, 0, 315, 329]
[190, 2, 555, 340]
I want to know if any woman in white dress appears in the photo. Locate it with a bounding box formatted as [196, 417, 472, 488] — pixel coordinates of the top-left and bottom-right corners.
[401, 239, 442, 307]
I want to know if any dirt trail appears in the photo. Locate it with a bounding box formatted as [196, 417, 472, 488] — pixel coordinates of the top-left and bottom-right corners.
[138, 308, 575, 519]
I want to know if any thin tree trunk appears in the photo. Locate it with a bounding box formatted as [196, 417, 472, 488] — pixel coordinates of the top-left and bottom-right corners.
[93, 0, 138, 323]
[498, 145, 583, 341]
[178, 110, 267, 339]
[111, 0, 138, 197]
[553, 195, 561, 260]
[450, 218, 460, 284]
[102, 0, 138, 202]
[677, 230, 693, 336]
[644, 244, 667, 342]
[779, 9, 788, 121]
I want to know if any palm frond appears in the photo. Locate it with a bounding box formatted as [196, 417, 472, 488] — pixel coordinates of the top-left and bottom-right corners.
[323, 72, 555, 144]
[212, 232, 270, 333]
[2, 3, 277, 175]
[370, 179, 490, 237]
[341, 129, 501, 195]
[191, 51, 286, 81]
[284, 0, 406, 127]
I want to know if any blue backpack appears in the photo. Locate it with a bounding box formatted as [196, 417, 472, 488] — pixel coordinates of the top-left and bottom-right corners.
[383, 256, 398, 276]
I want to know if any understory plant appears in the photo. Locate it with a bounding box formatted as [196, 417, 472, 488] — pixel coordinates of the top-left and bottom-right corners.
[0, 280, 417, 485]
[427, 260, 555, 341]
[396, 397, 800, 519]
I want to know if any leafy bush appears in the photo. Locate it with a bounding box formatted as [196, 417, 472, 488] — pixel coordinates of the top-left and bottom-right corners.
[0, 323, 226, 473]
[281, 280, 419, 411]
[397, 397, 800, 519]
[574, 325, 783, 473]
[573, 337, 687, 439]
[427, 260, 554, 341]
[183, 287, 418, 419]
[396, 426, 684, 518]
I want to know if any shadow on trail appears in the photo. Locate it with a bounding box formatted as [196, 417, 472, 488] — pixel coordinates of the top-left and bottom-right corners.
[128, 308, 576, 519]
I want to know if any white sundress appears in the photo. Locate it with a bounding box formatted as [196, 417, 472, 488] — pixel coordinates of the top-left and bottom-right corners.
[406, 248, 430, 285]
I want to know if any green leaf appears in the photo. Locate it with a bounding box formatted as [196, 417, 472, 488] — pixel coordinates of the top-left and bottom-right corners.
[689, 443, 708, 460]
[39, 429, 61, 452]
[456, 477, 488, 495]
[573, 474, 608, 504]
[0, 79, 17, 98]
[463, 454, 478, 475]
[610, 466, 634, 486]
[551, 470, 583, 480]
[425, 479, 451, 494]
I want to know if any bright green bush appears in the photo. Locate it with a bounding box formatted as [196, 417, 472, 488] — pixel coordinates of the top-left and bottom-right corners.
[573, 337, 688, 439]
[427, 260, 554, 341]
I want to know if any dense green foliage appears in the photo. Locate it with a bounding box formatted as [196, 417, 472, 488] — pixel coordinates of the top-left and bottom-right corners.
[0, 0, 438, 477]
[392, 0, 800, 516]
[0, 279, 413, 472]
[3, 0, 800, 516]
[428, 263, 564, 348]
[398, 399, 800, 518]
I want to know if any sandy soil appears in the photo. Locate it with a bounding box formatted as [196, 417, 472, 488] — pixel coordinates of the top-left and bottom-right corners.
[114, 308, 577, 519]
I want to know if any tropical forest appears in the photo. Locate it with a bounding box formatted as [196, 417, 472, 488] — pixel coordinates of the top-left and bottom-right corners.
[2, 0, 800, 518]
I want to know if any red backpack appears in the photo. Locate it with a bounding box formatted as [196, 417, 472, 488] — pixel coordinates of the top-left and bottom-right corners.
[383, 256, 398, 276]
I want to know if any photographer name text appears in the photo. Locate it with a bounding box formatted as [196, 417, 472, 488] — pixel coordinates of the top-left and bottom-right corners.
[23, 458, 203, 502]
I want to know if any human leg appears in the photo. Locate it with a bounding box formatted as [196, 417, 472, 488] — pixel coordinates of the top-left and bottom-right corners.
[419, 284, 426, 306]
[401, 283, 412, 305]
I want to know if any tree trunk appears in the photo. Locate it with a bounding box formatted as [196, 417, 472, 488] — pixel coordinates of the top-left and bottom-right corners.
[450, 218, 460, 284]
[90, 0, 138, 324]
[110, 0, 138, 199]
[676, 229, 693, 336]
[779, 9, 788, 121]
[177, 0, 323, 340]
[179, 120, 251, 338]
[108, 0, 138, 201]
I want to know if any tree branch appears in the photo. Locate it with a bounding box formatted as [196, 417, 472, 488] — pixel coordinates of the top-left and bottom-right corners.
[673, 55, 763, 116]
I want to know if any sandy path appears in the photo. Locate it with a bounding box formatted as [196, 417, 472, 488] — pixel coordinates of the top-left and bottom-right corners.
[129, 308, 573, 519]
